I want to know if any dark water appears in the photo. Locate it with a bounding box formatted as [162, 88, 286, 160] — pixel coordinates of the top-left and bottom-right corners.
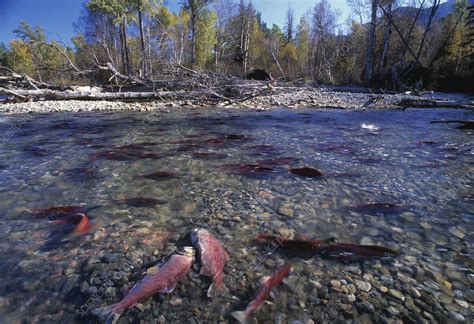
[0, 108, 472, 323]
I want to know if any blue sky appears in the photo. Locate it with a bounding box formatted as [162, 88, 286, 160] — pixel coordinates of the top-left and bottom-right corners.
[0, 0, 366, 46]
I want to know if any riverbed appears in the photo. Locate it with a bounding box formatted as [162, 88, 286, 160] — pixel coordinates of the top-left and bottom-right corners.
[0, 107, 472, 323]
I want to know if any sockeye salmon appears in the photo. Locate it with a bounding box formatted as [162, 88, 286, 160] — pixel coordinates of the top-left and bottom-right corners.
[93, 246, 194, 324]
[231, 263, 292, 323]
[191, 228, 229, 297]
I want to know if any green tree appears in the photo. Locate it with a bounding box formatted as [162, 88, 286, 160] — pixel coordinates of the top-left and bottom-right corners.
[195, 9, 217, 69]
[87, 0, 133, 75]
[181, 0, 213, 68]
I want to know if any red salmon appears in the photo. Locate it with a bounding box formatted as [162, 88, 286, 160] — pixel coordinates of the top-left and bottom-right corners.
[231, 264, 292, 323]
[255, 234, 335, 252]
[93, 247, 194, 324]
[191, 228, 229, 297]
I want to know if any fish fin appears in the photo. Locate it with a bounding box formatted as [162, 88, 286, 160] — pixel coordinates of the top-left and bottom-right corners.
[231, 311, 249, 324]
[207, 281, 224, 298]
[161, 283, 177, 294]
[258, 275, 271, 286]
[92, 303, 123, 324]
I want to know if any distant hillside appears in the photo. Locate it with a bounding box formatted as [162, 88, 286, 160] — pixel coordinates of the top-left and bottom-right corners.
[395, 0, 474, 24]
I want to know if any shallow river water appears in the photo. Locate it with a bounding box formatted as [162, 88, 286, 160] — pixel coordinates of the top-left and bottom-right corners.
[0, 107, 472, 323]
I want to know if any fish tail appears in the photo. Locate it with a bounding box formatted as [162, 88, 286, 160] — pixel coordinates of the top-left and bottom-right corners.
[231, 310, 249, 324]
[207, 279, 223, 298]
[92, 303, 123, 324]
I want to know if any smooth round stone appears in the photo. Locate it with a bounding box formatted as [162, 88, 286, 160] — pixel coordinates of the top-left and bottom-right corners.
[330, 280, 341, 289]
[448, 227, 465, 239]
[388, 289, 405, 301]
[454, 299, 468, 308]
[386, 306, 400, 317]
[360, 236, 374, 245]
[355, 280, 372, 292]
[408, 287, 421, 298]
[448, 311, 465, 322]
[343, 294, 356, 303]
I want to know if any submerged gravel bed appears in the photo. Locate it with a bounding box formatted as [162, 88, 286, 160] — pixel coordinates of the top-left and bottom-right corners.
[0, 107, 472, 323]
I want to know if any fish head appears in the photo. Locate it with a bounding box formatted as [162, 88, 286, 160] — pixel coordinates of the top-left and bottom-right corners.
[190, 228, 209, 243]
[178, 246, 195, 259]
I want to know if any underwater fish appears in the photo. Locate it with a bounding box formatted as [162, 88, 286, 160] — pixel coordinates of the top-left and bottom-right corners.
[191, 228, 229, 297]
[53, 213, 91, 234]
[320, 243, 399, 258]
[140, 171, 178, 180]
[289, 166, 324, 178]
[255, 234, 399, 258]
[347, 203, 405, 213]
[93, 247, 195, 324]
[223, 163, 275, 177]
[231, 264, 292, 324]
[40, 213, 92, 250]
[116, 198, 167, 208]
[27, 205, 97, 220]
[254, 234, 335, 252]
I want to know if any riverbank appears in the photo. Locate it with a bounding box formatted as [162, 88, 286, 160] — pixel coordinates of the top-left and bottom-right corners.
[1, 86, 472, 114]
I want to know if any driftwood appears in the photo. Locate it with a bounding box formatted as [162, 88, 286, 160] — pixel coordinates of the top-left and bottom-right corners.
[398, 98, 474, 109]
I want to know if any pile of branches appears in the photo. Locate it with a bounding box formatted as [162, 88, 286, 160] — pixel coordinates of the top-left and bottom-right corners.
[0, 39, 277, 105]
[0, 65, 275, 104]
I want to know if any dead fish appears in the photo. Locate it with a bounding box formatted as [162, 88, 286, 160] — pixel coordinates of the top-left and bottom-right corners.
[117, 198, 167, 208]
[231, 264, 292, 323]
[255, 234, 335, 253]
[320, 243, 399, 258]
[289, 166, 324, 178]
[93, 247, 194, 324]
[191, 228, 229, 297]
[140, 171, 177, 180]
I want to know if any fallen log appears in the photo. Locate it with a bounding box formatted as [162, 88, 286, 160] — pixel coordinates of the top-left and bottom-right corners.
[0, 87, 233, 103]
[398, 98, 474, 109]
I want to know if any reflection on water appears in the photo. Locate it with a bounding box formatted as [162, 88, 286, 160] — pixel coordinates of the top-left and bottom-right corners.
[0, 108, 472, 323]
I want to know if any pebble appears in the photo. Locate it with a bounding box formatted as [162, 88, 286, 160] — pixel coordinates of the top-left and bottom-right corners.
[386, 306, 400, 317]
[330, 280, 341, 289]
[448, 311, 466, 322]
[408, 287, 421, 298]
[454, 298, 468, 308]
[360, 236, 374, 245]
[343, 294, 356, 303]
[388, 289, 405, 301]
[170, 297, 183, 306]
[278, 203, 294, 217]
[448, 227, 465, 239]
[355, 280, 372, 292]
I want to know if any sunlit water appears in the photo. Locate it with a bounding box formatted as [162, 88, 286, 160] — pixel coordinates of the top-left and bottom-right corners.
[0, 108, 472, 323]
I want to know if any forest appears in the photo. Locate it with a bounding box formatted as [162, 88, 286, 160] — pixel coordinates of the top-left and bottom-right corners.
[0, 0, 473, 93]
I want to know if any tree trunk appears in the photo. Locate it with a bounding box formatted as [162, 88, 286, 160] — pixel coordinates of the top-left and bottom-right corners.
[121, 18, 131, 76]
[365, 0, 378, 85]
[119, 23, 127, 75]
[190, 14, 197, 69]
[379, 2, 392, 75]
[138, 2, 147, 78]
